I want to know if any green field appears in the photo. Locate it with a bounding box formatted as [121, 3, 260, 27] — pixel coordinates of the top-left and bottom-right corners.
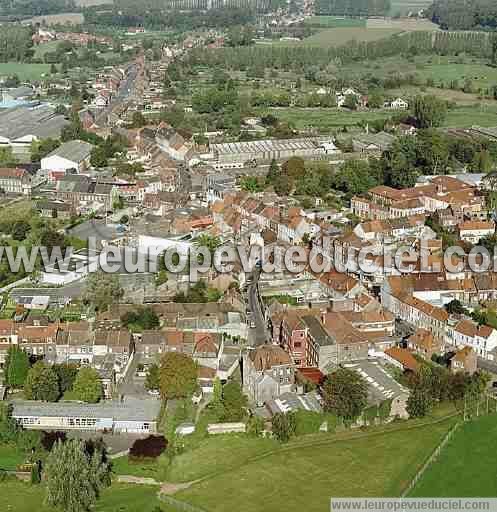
[33, 41, 60, 60]
[445, 105, 497, 128]
[411, 413, 497, 497]
[389, 0, 432, 16]
[0, 63, 51, 81]
[274, 27, 402, 48]
[0, 444, 26, 471]
[0, 482, 164, 512]
[304, 16, 366, 28]
[175, 417, 456, 512]
[266, 107, 394, 132]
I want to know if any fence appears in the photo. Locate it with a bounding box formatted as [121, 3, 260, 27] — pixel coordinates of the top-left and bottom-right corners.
[401, 420, 461, 497]
[159, 494, 207, 512]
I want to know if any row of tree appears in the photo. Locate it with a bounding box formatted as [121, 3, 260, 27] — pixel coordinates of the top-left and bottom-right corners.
[427, 0, 497, 30]
[4, 348, 103, 403]
[185, 30, 496, 76]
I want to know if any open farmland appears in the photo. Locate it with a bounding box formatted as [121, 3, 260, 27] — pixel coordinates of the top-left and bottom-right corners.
[304, 16, 366, 28]
[389, 0, 432, 16]
[22, 13, 84, 26]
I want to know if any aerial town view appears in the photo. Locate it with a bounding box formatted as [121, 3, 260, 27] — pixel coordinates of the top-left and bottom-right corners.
[1, 0, 497, 510]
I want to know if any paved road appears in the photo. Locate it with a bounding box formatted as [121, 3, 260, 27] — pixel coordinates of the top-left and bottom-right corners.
[95, 63, 139, 125]
[247, 269, 270, 346]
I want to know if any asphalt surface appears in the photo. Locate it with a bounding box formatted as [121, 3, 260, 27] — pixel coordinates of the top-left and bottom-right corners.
[95, 63, 139, 125]
[247, 269, 270, 346]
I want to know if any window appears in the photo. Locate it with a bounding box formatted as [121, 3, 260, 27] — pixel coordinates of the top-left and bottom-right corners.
[142, 423, 150, 431]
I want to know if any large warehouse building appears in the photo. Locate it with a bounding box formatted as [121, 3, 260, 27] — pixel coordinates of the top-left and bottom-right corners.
[0, 105, 69, 156]
[206, 138, 333, 170]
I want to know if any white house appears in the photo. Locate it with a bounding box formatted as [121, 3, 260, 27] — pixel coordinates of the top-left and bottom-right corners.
[447, 319, 497, 359]
[390, 98, 409, 110]
[41, 140, 94, 174]
[458, 220, 494, 244]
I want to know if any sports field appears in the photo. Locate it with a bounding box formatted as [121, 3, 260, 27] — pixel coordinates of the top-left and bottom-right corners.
[411, 413, 497, 497]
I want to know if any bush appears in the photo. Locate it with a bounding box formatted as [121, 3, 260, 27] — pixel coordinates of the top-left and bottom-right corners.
[41, 431, 67, 452]
[294, 410, 324, 436]
[129, 435, 167, 460]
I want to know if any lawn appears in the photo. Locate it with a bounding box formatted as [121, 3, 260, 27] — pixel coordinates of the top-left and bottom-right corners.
[168, 434, 279, 483]
[0, 63, 51, 81]
[411, 413, 497, 497]
[175, 417, 456, 512]
[111, 456, 164, 480]
[0, 443, 26, 471]
[0, 482, 165, 512]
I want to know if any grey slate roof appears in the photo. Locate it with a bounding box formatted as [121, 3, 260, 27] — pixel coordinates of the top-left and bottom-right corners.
[12, 398, 161, 422]
[0, 105, 69, 141]
[46, 139, 94, 163]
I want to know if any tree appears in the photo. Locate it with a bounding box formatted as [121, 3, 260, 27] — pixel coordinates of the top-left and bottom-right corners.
[194, 233, 221, 258]
[266, 158, 280, 185]
[0, 402, 18, 443]
[84, 272, 124, 312]
[53, 363, 78, 394]
[145, 363, 160, 391]
[368, 89, 384, 109]
[45, 439, 109, 512]
[121, 307, 160, 331]
[407, 384, 433, 418]
[343, 94, 358, 110]
[11, 220, 31, 241]
[24, 361, 59, 402]
[333, 159, 381, 197]
[406, 365, 436, 417]
[445, 299, 467, 315]
[159, 352, 197, 400]
[4, 346, 30, 388]
[413, 95, 448, 128]
[130, 111, 147, 128]
[72, 367, 103, 403]
[322, 368, 368, 420]
[272, 412, 297, 442]
[90, 146, 108, 168]
[31, 461, 41, 484]
[220, 381, 247, 421]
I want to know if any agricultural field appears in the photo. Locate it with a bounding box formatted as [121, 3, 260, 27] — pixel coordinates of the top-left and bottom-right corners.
[444, 105, 497, 128]
[0, 63, 51, 81]
[0, 482, 165, 512]
[411, 413, 497, 497]
[303, 16, 366, 28]
[33, 41, 60, 60]
[22, 13, 84, 26]
[366, 17, 438, 31]
[174, 416, 457, 512]
[264, 107, 394, 132]
[389, 0, 432, 16]
[274, 27, 403, 48]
